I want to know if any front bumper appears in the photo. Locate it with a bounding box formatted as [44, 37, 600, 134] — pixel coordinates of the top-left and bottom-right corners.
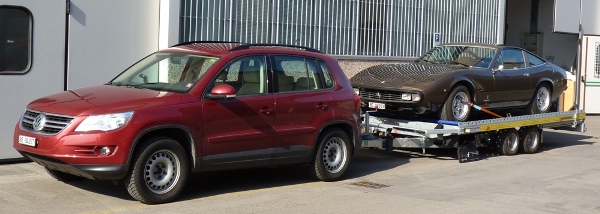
[20, 151, 127, 180]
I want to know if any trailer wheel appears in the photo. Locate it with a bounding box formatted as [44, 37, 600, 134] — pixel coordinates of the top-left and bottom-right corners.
[309, 128, 351, 182]
[124, 137, 189, 204]
[497, 129, 519, 156]
[520, 127, 541, 154]
[45, 167, 85, 182]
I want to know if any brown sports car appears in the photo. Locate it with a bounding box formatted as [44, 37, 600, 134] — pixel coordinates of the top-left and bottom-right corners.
[351, 43, 568, 122]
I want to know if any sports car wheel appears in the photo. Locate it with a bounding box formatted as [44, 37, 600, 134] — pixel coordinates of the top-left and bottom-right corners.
[439, 85, 471, 122]
[527, 84, 551, 114]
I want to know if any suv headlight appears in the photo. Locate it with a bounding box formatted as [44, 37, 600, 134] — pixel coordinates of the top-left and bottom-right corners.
[75, 112, 134, 132]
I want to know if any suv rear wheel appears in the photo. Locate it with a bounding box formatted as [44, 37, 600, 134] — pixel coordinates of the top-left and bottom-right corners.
[125, 137, 189, 204]
[309, 128, 351, 181]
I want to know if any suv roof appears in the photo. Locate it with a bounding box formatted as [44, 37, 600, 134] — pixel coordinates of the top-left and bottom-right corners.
[165, 41, 322, 57]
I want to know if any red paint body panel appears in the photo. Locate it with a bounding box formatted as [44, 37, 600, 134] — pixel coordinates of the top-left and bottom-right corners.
[13, 42, 360, 181]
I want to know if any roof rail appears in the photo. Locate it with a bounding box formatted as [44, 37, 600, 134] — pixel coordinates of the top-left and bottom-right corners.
[170, 41, 242, 47]
[229, 44, 322, 53]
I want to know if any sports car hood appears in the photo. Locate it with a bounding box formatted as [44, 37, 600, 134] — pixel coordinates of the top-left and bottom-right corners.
[26, 85, 183, 116]
[350, 63, 462, 90]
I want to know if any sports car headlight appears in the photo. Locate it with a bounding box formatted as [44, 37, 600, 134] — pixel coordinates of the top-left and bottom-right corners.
[75, 112, 134, 132]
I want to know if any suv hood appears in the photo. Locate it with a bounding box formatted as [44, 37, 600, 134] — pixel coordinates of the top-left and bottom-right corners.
[350, 63, 463, 90]
[26, 85, 183, 116]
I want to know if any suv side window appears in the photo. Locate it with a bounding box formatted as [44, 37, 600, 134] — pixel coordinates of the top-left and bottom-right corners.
[219, 55, 267, 96]
[273, 55, 325, 92]
[318, 61, 335, 89]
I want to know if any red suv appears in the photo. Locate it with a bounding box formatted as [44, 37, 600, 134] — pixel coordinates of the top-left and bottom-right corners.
[13, 42, 361, 204]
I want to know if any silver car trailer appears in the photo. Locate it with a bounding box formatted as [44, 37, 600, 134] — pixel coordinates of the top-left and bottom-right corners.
[360, 110, 586, 162]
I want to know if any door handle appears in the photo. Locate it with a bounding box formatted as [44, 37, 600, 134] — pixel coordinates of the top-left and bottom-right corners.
[316, 103, 328, 111]
[259, 107, 273, 115]
[523, 73, 529, 76]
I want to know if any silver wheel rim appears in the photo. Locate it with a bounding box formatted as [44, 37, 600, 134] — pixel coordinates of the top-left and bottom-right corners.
[525, 131, 539, 150]
[451, 91, 469, 121]
[144, 149, 180, 194]
[507, 132, 519, 152]
[322, 137, 347, 173]
[536, 87, 550, 112]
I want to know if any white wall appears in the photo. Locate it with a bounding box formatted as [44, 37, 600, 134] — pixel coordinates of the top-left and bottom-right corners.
[539, 0, 578, 70]
[67, 0, 160, 89]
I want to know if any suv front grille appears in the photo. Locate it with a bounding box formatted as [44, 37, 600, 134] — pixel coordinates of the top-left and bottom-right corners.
[21, 110, 75, 135]
[359, 88, 406, 102]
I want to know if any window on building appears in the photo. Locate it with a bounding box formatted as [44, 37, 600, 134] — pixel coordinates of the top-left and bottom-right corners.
[595, 42, 600, 78]
[0, 7, 31, 74]
[180, 0, 501, 58]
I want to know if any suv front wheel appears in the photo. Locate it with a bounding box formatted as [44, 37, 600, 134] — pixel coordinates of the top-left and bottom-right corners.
[124, 137, 189, 204]
[309, 128, 351, 181]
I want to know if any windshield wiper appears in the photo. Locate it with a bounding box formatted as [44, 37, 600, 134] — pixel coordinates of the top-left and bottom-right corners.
[448, 61, 470, 67]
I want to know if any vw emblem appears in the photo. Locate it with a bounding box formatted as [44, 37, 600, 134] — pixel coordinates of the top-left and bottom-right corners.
[33, 113, 47, 131]
[376, 92, 382, 99]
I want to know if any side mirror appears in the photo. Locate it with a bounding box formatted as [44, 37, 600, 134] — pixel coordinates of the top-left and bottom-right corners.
[206, 83, 236, 100]
[493, 64, 504, 75]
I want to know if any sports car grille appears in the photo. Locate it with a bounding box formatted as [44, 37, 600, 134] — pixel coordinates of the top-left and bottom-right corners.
[359, 88, 407, 101]
[21, 110, 75, 135]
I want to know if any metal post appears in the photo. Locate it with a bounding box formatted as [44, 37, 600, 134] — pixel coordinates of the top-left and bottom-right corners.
[575, 0, 583, 110]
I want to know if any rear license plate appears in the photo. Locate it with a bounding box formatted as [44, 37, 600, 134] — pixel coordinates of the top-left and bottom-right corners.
[368, 102, 386, 109]
[18, 135, 37, 147]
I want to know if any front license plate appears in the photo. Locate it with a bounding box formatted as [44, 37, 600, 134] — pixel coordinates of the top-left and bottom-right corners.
[368, 102, 386, 109]
[18, 135, 37, 147]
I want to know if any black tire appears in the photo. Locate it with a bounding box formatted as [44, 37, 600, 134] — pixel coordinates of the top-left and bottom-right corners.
[496, 129, 520, 156]
[124, 137, 189, 204]
[526, 83, 551, 114]
[44, 167, 85, 182]
[439, 85, 471, 122]
[309, 128, 352, 182]
[520, 127, 541, 154]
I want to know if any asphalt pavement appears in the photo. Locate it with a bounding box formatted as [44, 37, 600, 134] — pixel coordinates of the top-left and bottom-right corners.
[1, 116, 599, 214]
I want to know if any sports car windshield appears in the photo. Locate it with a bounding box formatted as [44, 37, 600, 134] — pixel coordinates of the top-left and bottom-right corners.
[416, 45, 497, 69]
[110, 53, 219, 93]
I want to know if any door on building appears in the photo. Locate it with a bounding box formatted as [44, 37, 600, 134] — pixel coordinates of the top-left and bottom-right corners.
[0, 1, 67, 160]
[583, 36, 600, 113]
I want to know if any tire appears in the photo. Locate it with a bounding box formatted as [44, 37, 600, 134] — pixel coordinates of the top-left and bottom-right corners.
[439, 85, 471, 122]
[124, 137, 189, 204]
[309, 128, 352, 182]
[45, 167, 85, 182]
[496, 129, 520, 156]
[526, 83, 551, 114]
[520, 127, 541, 154]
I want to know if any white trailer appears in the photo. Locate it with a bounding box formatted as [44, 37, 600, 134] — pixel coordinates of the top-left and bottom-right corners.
[360, 110, 586, 162]
[0, 0, 179, 160]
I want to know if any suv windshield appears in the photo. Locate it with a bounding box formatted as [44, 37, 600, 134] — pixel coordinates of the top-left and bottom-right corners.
[110, 52, 219, 93]
[416, 45, 497, 69]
